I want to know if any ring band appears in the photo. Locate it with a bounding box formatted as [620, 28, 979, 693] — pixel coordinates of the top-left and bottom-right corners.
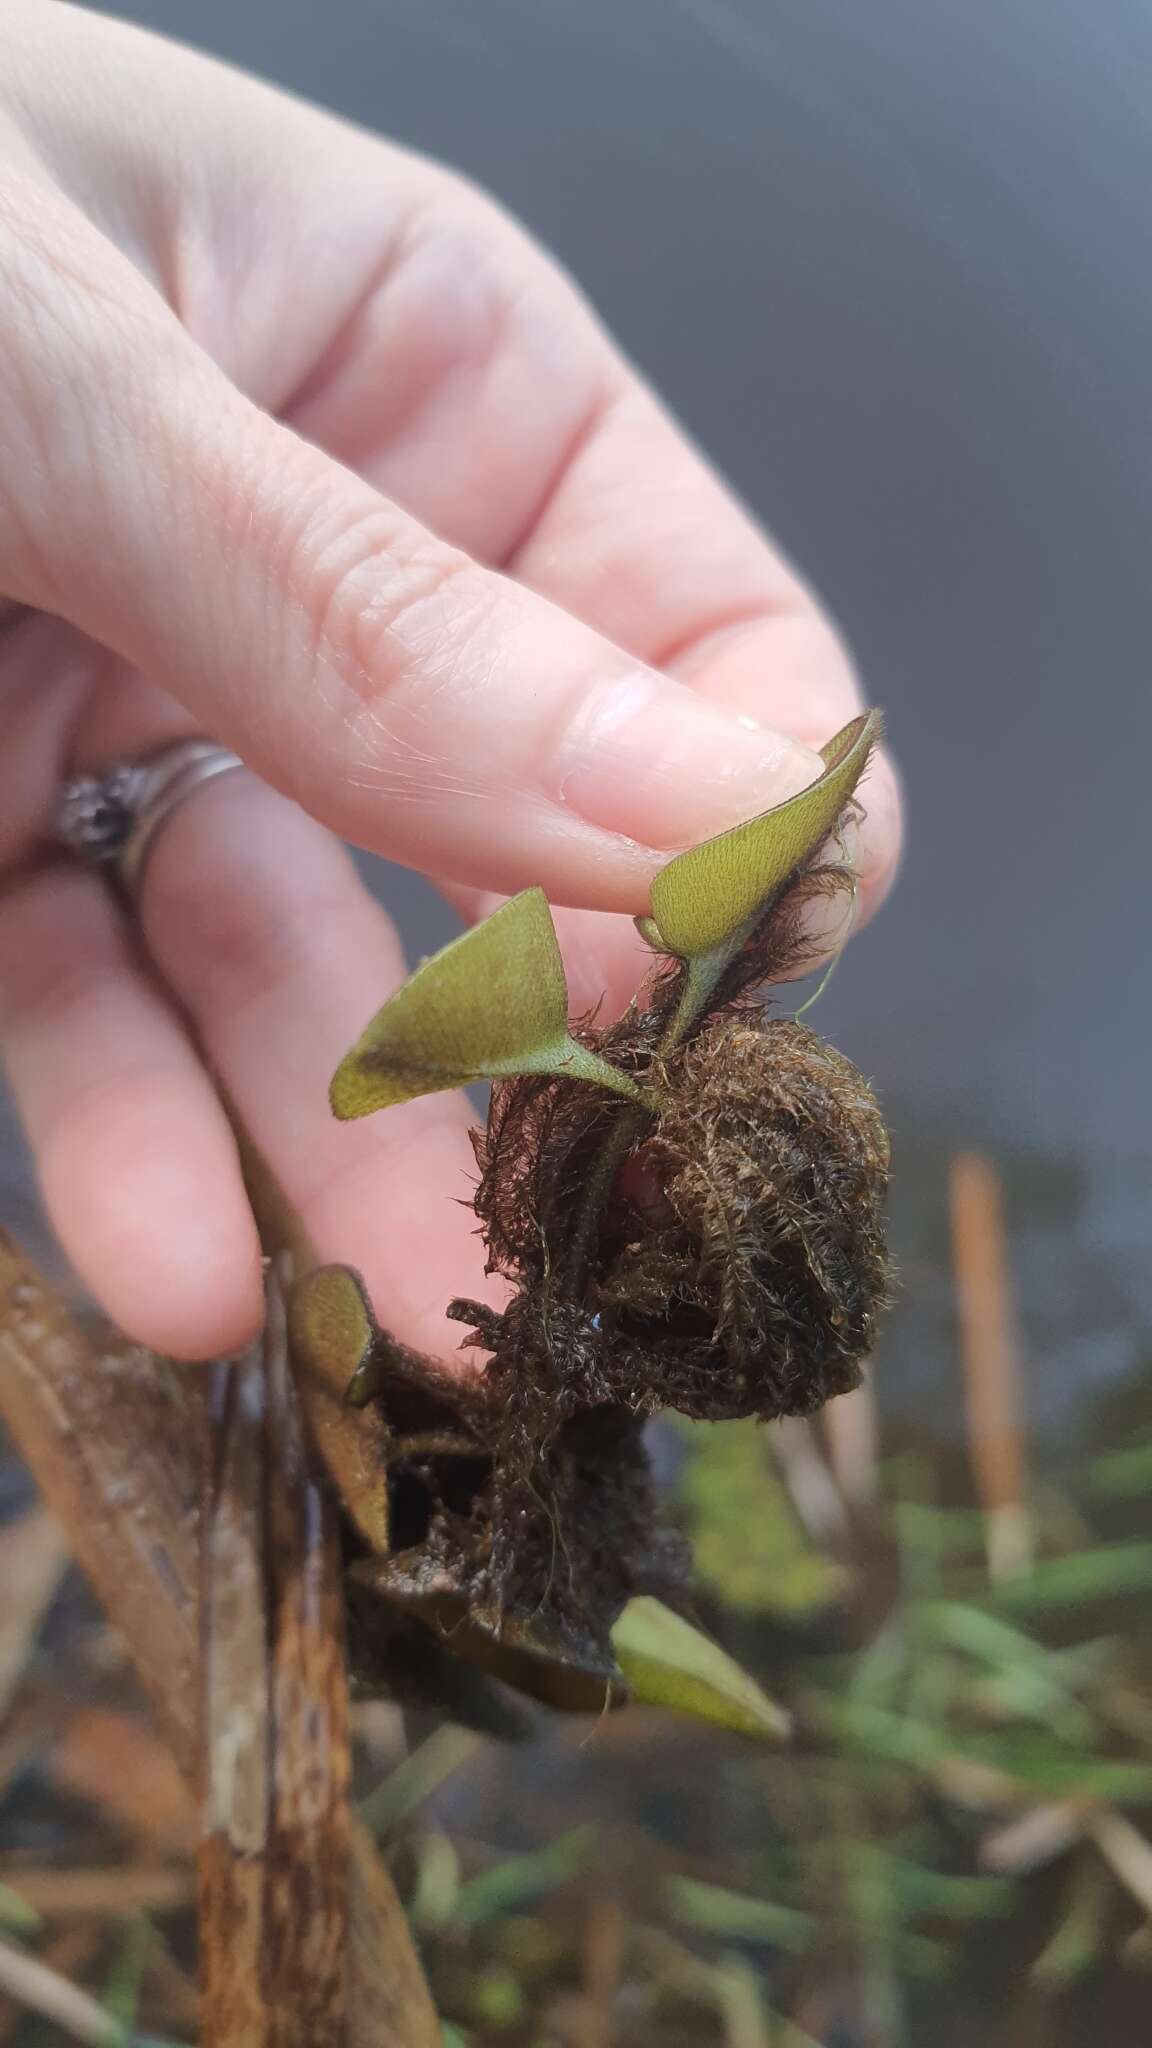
[56, 739, 247, 894]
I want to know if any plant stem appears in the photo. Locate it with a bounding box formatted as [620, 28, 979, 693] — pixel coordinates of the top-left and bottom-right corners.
[561, 1101, 651, 1300]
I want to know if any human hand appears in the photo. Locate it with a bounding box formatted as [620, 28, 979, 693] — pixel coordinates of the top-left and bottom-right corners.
[0, 3, 901, 1363]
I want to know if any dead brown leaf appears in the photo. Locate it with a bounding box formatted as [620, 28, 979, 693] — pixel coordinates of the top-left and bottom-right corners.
[0, 1504, 69, 1723]
[0, 1233, 203, 1777]
[48, 1708, 196, 1856]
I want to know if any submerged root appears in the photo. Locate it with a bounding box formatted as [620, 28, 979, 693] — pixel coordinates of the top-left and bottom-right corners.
[462, 1012, 890, 1425]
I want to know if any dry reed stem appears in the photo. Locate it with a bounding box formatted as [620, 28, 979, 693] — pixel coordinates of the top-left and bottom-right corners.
[0, 1230, 203, 1774]
[578, 1895, 624, 2048]
[199, 1262, 350, 2045]
[979, 1800, 1093, 1875]
[772, 1416, 849, 1544]
[347, 1818, 446, 2044]
[199, 1348, 276, 2047]
[1087, 1810, 1152, 1920]
[0, 1864, 195, 1918]
[0, 1934, 124, 2047]
[0, 1925, 103, 2047]
[48, 1708, 197, 1855]
[949, 1151, 1032, 1580]
[0, 1230, 439, 2048]
[821, 1370, 880, 1512]
[0, 1504, 69, 1723]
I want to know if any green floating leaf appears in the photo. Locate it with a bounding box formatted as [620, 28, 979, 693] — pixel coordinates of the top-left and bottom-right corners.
[448, 1826, 599, 1930]
[330, 887, 642, 1117]
[961, 1736, 1152, 1802]
[611, 1596, 789, 1742]
[917, 1599, 1050, 1670]
[649, 709, 880, 960]
[360, 1727, 482, 1838]
[881, 1852, 1011, 1921]
[663, 1875, 812, 1949]
[812, 1694, 949, 1770]
[407, 1830, 462, 1934]
[1087, 1439, 1152, 1498]
[992, 1541, 1152, 1611]
[100, 1914, 153, 2036]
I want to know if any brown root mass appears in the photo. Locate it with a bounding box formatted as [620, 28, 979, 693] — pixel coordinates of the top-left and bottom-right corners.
[465, 1012, 890, 1426]
[593, 1016, 892, 1420]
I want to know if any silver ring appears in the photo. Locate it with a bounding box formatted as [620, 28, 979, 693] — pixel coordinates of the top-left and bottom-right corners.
[56, 739, 247, 894]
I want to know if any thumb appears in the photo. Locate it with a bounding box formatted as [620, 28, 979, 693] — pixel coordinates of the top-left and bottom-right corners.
[1, 196, 822, 911]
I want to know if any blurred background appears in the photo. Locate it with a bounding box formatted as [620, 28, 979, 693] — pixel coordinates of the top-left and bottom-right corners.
[2, 4, 1151, 2044]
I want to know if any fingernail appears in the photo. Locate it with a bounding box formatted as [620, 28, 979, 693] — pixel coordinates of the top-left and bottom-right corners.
[557, 671, 826, 851]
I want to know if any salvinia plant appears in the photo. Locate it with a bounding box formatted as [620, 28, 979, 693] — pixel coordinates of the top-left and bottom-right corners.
[290, 711, 891, 1739]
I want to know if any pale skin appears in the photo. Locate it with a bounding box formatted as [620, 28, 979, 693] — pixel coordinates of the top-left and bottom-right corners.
[0, 4, 902, 1366]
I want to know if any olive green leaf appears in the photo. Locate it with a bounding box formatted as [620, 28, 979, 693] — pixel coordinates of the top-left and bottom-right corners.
[290, 1262, 380, 1406]
[649, 709, 880, 961]
[287, 1262, 394, 1549]
[330, 888, 643, 1118]
[611, 1596, 790, 1742]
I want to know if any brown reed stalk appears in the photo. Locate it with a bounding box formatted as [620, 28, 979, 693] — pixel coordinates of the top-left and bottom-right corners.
[949, 1151, 1032, 1581]
[0, 1229, 439, 2047]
